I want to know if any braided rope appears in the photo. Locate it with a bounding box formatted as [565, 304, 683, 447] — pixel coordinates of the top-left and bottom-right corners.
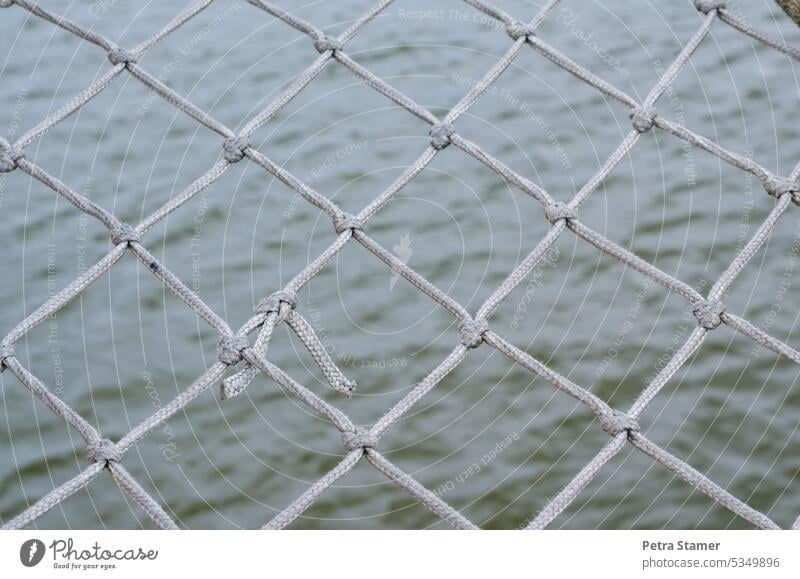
[0, 0, 798, 530]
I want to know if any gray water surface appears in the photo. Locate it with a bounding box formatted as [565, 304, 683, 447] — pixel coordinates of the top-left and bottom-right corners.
[1, 0, 800, 529]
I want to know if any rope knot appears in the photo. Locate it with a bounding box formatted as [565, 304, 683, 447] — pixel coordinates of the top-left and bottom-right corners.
[341, 428, 377, 451]
[107, 46, 137, 66]
[0, 1, 15, 8]
[313, 36, 341, 54]
[694, 0, 725, 14]
[458, 318, 488, 349]
[223, 136, 250, 164]
[429, 123, 455, 150]
[0, 144, 24, 173]
[217, 334, 249, 366]
[87, 438, 121, 464]
[692, 299, 725, 330]
[763, 175, 800, 205]
[630, 106, 656, 133]
[0, 343, 14, 372]
[255, 288, 298, 316]
[598, 410, 640, 437]
[506, 21, 536, 41]
[544, 201, 576, 224]
[332, 212, 363, 235]
[109, 223, 140, 245]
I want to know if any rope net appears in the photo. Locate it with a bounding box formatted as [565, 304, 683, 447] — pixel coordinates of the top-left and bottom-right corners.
[0, 0, 799, 530]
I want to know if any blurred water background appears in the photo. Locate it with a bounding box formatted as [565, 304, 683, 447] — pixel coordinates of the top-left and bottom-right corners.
[1, 0, 800, 529]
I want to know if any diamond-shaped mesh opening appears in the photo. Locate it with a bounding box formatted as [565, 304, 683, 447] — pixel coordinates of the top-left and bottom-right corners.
[138, 2, 318, 129]
[551, 445, 750, 529]
[533, 1, 677, 97]
[30, 79, 224, 226]
[266, 94, 429, 214]
[145, 160, 327, 323]
[15, 254, 220, 432]
[347, 2, 528, 114]
[575, 133, 777, 290]
[667, 19, 800, 173]
[383, 347, 594, 527]
[641, 329, 800, 513]
[486, 228, 694, 386]
[461, 54, 629, 194]
[360, 160, 547, 309]
[124, 384, 318, 529]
